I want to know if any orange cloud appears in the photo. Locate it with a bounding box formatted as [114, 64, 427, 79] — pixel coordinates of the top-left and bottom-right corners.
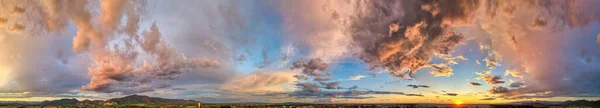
[482, 75, 505, 84]
[220, 70, 297, 93]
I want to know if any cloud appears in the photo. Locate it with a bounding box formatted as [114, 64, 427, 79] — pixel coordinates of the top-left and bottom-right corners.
[505, 68, 526, 79]
[99, 0, 126, 34]
[0, 0, 237, 95]
[321, 82, 341, 90]
[8, 24, 25, 33]
[348, 75, 367, 80]
[350, 0, 475, 79]
[81, 22, 221, 94]
[482, 75, 505, 84]
[4, 0, 600, 102]
[291, 58, 330, 81]
[260, 81, 425, 103]
[235, 55, 246, 62]
[220, 70, 297, 93]
[0, 17, 7, 26]
[276, 0, 358, 61]
[289, 57, 337, 96]
[172, 88, 186, 91]
[67, 0, 101, 53]
[407, 84, 430, 89]
[429, 64, 454, 77]
[488, 86, 509, 94]
[528, 16, 547, 30]
[10, 6, 25, 15]
[294, 82, 321, 94]
[473, 0, 600, 98]
[0, 0, 267, 100]
[482, 51, 501, 69]
[480, 97, 496, 100]
[255, 45, 272, 68]
[0, 34, 88, 98]
[509, 81, 524, 88]
[286, 86, 423, 99]
[469, 82, 482, 86]
[597, 32, 600, 44]
[0, 0, 97, 96]
[475, 70, 492, 76]
[421, 0, 481, 25]
[280, 45, 295, 63]
[445, 93, 458, 96]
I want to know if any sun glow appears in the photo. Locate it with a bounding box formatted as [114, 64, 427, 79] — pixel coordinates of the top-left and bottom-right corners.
[0, 68, 9, 86]
[454, 100, 463, 105]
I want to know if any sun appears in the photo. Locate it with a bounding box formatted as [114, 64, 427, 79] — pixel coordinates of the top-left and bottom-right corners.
[454, 100, 463, 105]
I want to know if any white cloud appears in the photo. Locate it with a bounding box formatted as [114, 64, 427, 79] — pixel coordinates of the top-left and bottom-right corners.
[348, 75, 367, 81]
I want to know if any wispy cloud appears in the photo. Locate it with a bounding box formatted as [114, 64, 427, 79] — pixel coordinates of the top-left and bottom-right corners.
[348, 75, 367, 81]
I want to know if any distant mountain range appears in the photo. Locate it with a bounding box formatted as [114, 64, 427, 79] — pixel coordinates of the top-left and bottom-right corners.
[509, 100, 600, 106]
[108, 95, 198, 105]
[39, 95, 199, 106]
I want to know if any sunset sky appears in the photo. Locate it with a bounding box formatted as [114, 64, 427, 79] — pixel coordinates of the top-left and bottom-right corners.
[1, 0, 600, 104]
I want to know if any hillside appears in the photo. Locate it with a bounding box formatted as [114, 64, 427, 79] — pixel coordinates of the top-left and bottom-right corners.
[108, 94, 198, 104]
[40, 99, 79, 105]
[39, 95, 199, 106]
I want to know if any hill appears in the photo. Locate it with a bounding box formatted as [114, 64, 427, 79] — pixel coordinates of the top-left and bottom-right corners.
[108, 94, 198, 104]
[40, 98, 78, 105]
[563, 100, 600, 106]
[39, 95, 199, 106]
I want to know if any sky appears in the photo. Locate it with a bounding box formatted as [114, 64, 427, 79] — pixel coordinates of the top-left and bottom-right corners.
[0, 0, 600, 104]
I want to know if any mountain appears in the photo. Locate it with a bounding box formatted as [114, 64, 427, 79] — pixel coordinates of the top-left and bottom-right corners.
[39, 95, 199, 106]
[509, 100, 600, 107]
[40, 98, 79, 105]
[563, 100, 600, 106]
[108, 94, 198, 104]
[507, 100, 564, 107]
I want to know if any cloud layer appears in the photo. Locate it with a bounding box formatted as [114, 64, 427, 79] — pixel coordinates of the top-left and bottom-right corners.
[2, 0, 600, 103]
[349, 0, 476, 79]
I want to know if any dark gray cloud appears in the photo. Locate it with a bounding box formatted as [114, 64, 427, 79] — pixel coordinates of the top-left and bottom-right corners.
[480, 97, 495, 100]
[488, 86, 509, 94]
[348, 85, 359, 90]
[172, 88, 186, 91]
[252, 83, 425, 102]
[407, 84, 430, 89]
[291, 58, 330, 80]
[295, 82, 321, 94]
[509, 81, 524, 88]
[469, 82, 482, 86]
[321, 82, 341, 90]
[287, 87, 423, 99]
[291, 58, 341, 99]
[445, 93, 458, 96]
